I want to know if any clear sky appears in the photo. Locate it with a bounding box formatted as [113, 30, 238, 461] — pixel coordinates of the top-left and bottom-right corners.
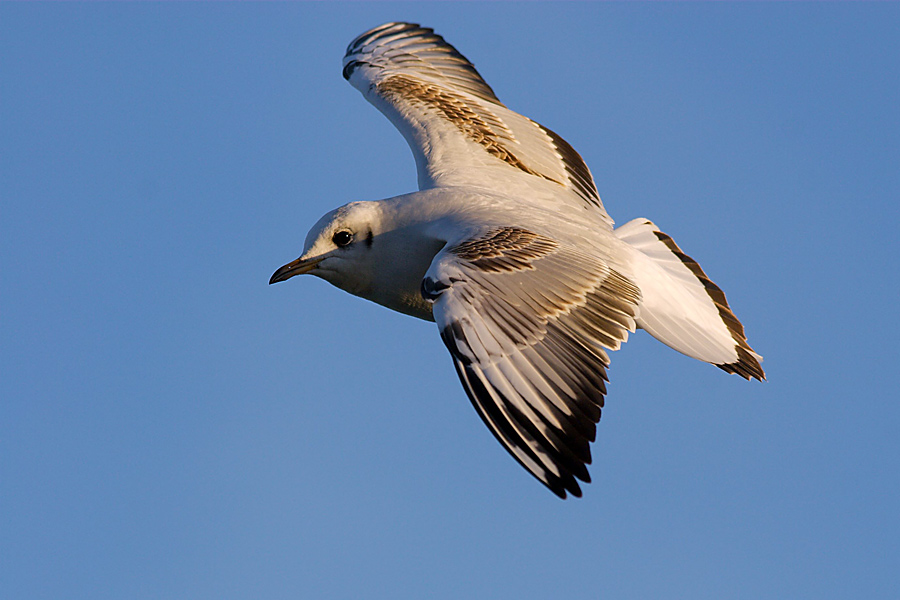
[2, 3, 899, 599]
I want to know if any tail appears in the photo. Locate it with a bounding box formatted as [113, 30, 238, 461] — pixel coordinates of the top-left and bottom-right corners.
[615, 218, 765, 381]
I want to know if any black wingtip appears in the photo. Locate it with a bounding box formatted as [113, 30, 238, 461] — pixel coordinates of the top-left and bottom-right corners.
[342, 59, 366, 81]
[716, 346, 766, 381]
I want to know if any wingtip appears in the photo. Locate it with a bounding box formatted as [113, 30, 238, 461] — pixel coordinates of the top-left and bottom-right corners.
[345, 21, 425, 57]
[546, 471, 584, 500]
[717, 346, 766, 381]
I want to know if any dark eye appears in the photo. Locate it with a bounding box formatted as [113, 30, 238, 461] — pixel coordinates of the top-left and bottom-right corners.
[332, 230, 353, 247]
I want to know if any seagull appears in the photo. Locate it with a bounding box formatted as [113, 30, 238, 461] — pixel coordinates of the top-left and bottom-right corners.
[270, 22, 764, 498]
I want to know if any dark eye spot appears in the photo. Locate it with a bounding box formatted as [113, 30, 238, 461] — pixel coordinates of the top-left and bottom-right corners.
[332, 230, 353, 247]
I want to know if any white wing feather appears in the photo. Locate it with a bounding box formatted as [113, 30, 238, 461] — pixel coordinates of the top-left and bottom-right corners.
[616, 218, 765, 380]
[343, 22, 612, 226]
[423, 227, 640, 497]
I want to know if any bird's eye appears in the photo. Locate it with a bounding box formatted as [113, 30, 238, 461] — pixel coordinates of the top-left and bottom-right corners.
[332, 230, 353, 247]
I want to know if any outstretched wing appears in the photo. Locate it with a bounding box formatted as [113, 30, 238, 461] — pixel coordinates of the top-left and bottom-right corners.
[423, 227, 641, 498]
[343, 22, 612, 226]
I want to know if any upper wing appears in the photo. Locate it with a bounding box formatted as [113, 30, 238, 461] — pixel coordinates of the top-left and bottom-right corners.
[423, 227, 641, 498]
[343, 22, 612, 226]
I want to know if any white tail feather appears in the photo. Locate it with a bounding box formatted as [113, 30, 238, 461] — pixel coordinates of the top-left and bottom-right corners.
[616, 218, 764, 380]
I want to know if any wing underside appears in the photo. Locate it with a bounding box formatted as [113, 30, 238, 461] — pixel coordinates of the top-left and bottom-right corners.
[424, 227, 640, 497]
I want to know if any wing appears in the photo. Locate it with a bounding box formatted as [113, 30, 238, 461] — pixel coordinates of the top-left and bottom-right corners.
[422, 227, 641, 498]
[343, 22, 612, 226]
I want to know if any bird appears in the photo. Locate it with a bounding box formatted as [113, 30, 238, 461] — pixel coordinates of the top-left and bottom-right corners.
[270, 22, 764, 499]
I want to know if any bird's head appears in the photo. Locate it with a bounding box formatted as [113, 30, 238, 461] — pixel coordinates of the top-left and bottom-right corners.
[269, 201, 383, 295]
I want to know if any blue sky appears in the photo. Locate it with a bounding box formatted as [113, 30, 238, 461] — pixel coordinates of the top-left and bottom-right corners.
[2, 3, 898, 599]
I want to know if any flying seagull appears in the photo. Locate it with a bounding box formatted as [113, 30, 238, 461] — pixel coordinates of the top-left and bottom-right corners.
[270, 22, 764, 498]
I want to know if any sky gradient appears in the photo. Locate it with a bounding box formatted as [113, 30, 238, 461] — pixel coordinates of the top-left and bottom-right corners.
[2, 4, 899, 599]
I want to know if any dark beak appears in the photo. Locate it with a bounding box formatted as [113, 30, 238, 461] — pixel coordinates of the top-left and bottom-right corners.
[269, 256, 323, 284]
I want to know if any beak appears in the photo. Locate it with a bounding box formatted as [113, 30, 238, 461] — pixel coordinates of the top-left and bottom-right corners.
[269, 256, 323, 284]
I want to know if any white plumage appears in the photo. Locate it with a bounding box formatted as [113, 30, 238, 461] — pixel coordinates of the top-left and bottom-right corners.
[271, 22, 764, 498]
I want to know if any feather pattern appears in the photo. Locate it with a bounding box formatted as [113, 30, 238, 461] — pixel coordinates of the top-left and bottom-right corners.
[343, 22, 611, 225]
[424, 227, 640, 497]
